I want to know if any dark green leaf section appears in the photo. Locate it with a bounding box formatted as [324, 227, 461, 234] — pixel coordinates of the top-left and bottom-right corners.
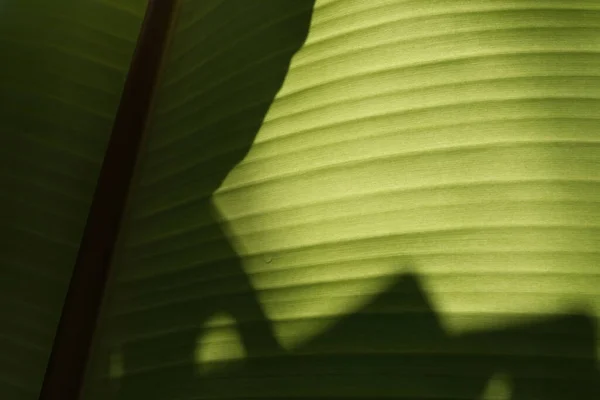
[81, 1, 316, 400]
[0, 1, 146, 399]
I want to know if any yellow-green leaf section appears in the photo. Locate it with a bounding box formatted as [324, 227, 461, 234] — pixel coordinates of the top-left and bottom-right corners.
[85, 1, 600, 399]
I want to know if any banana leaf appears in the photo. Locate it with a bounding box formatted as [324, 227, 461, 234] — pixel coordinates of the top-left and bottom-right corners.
[2, 1, 600, 399]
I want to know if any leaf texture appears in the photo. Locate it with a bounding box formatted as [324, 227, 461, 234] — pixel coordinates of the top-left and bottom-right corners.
[0, 1, 146, 399]
[86, 1, 600, 399]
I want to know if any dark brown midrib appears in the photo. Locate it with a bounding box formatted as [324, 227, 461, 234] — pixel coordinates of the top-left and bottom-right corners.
[38, 1, 179, 400]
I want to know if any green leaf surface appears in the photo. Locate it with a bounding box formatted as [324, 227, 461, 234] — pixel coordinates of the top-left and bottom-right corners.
[0, 1, 146, 399]
[85, 1, 600, 399]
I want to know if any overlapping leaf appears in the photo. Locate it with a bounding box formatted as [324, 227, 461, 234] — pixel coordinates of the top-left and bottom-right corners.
[0, 1, 146, 399]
